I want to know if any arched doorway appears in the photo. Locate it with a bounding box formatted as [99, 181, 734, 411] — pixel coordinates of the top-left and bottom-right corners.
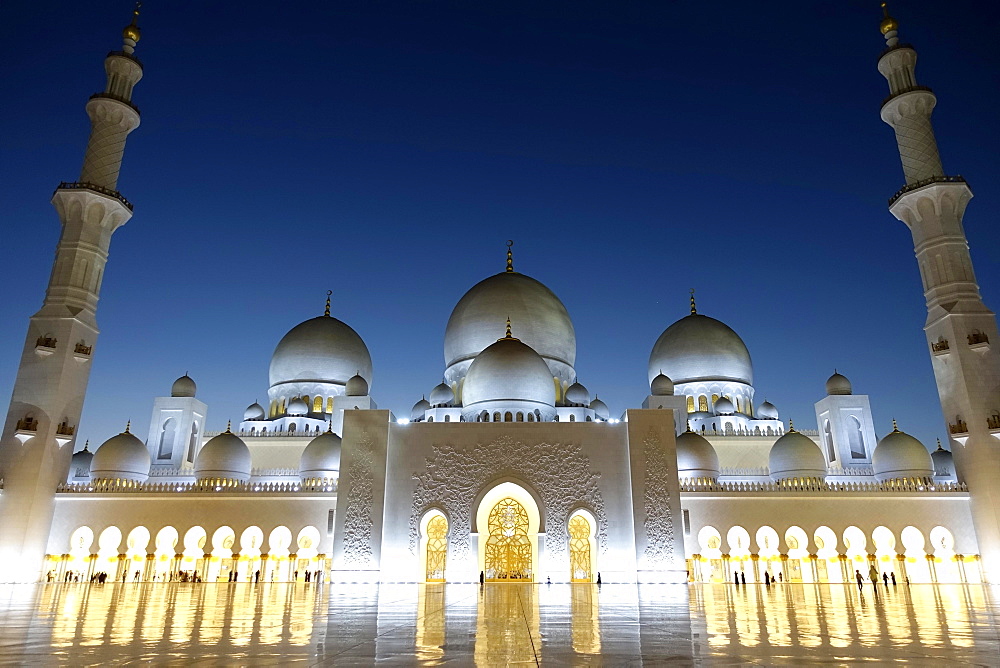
[485, 498, 532, 581]
[569, 513, 594, 582]
[422, 513, 448, 582]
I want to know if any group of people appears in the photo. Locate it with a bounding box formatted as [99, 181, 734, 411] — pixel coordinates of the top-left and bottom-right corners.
[856, 566, 900, 591]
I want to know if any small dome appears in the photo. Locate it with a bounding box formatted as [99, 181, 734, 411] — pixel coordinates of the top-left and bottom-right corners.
[69, 443, 94, 480]
[346, 373, 369, 397]
[714, 397, 735, 415]
[872, 424, 933, 482]
[429, 382, 455, 407]
[676, 430, 720, 480]
[590, 397, 610, 420]
[299, 430, 342, 482]
[411, 397, 431, 421]
[565, 382, 590, 406]
[243, 402, 265, 420]
[461, 334, 556, 421]
[650, 372, 674, 396]
[648, 313, 753, 387]
[826, 371, 852, 396]
[769, 429, 826, 482]
[931, 442, 954, 478]
[757, 400, 779, 420]
[171, 374, 196, 398]
[286, 398, 309, 416]
[196, 429, 251, 484]
[90, 428, 150, 483]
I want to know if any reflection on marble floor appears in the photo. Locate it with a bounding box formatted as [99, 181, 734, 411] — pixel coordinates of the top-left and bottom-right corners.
[0, 582, 997, 665]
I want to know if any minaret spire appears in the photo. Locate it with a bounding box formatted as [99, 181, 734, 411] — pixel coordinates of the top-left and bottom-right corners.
[506, 240, 514, 273]
[877, 6, 1000, 582]
[689, 289, 697, 315]
[0, 9, 147, 581]
[325, 290, 332, 317]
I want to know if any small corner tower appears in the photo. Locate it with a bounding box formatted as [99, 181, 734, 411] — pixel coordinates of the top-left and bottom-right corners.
[813, 371, 877, 469]
[876, 4, 1000, 580]
[0, 5, 146, 580]
[146, 375, 208, 470]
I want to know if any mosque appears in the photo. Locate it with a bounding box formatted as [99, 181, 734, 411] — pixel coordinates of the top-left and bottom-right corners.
[1, 5, 998, 587]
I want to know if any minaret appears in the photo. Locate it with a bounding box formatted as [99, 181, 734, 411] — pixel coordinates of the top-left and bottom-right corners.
[877, 4, 1000, 581]
[0, 5, 145, 581]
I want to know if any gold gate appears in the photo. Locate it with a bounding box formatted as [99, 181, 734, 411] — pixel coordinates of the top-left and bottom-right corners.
[484, 497, 532, 581]
[425, 515, 448, 582]
[569, 515, 592, 582]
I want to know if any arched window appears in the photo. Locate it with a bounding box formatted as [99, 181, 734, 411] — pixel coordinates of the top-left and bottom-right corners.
[569, 414, 576, 422]
[516, 412, 524, 422]
[527, 413, 534, 422]
[302, 396, 311, 411]
[186, 421, 199, 463]
[819, 420, 833, 462]
[485, 498, 531, 581]
[569, 514, 592, 582]
[288, 423, 296, 433]
[848, 416, 865, 458]
[493, 412, 501, 422]
[711, 394, 719, 407]
[425, 515, 448, 582]
[444, 415, 451, 422]
[504, 412, 513, 422]
[698, 396, 708, 412]
[687, 396, 695, 413]
[313, 396, 323, 413]
[158, 418, 176, 460]
[326, 397, 334, 413]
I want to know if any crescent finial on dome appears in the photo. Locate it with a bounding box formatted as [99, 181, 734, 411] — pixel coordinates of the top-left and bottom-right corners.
[327, 420, 334, 433]
[324, 290, 332, 317]
[83, 440, 90, 452]
[690, 289, 697, 315]
[225, 419, 232, 434]
[787, 418, 795, 432]
[506, 240, 514, 273]
[124, 420, 131, 434]
[891, 418, 899, 432]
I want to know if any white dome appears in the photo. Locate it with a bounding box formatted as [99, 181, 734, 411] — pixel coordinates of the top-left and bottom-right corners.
[648, 314, 753, 387]
[195, 430, 252, 484]
[461, 335, 556, 421]
[650, 372, 674, 396]
[243, 402, 265, 420]
[826, 371, 852, 395]
[872, 426, 933, 482]
[411, 397, 431, 421]
[269, 315, 372, 391]
[757, 400, 779, 419]
[299, 430, 342, 482]
[444, 271, 576, 388]
[90, 429, 150, 483]
[714, 396, 735, 415]
[171, 374, 196, 398]
[768, 430, 826, 482]
[345, 373, 369, 397]
[590, 397, 610, 420]
[565, 382, 589, 405]
[429, 382, 455, 407]
[286, 398, 309, 416]
[676, 430, 720, 480]
[931, 442, 954, 478]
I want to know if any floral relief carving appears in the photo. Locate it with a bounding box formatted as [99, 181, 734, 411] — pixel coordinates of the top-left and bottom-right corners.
[409, 436, 605, 572]
[642, 427, 676, 566]
[342, 431, 376, 567]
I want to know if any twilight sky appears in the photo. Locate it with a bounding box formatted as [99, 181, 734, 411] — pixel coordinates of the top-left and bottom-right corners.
[1, 1, 998, 451]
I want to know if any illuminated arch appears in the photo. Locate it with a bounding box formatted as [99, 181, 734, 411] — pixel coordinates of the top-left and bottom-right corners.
[568, 508, 597, 583]
[475, 481, 540, 582]
[420, 510, 449, 582]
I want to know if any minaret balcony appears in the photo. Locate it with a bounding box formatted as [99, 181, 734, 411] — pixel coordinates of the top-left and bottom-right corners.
[948, 419, 968, 435]
[931, 339, 950, 355]
[106, 50, 144, 68]
[73, 343, 92, 362]
[888, 175, 968, 207]
[54, 422, 76, 448]
[14, 417, 38, 444]
[967, 331, 990, 353]
[880, 84, 933, 110]
[55, 182, 133, 212]
[34, 336, 57, 357]
[88, 92, 140, 115]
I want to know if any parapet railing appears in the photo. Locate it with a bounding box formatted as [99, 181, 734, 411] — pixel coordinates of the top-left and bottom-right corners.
[203, 430, 315, 438]
[57, 480, 337, 494]
[888, 175, 968, 206]
[106, 50, 143, 68]
[89, 92, 139, 115]
[55, 182, 133, 211]
[146, 467, 299, 478]
[880, 84, 933, 109]
[680, 480, 968, 493]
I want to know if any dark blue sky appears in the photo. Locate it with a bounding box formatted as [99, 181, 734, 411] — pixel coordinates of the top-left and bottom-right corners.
[1, 1, 998, 450]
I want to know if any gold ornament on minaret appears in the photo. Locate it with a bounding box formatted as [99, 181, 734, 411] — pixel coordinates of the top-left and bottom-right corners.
[879, 2, 898, 35]
[123, 1, 142, 42]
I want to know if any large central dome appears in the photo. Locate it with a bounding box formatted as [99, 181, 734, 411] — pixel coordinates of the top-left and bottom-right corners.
[444, 271, 576, 387]
[648, 314, 752, 386]
[269, 315, 372, 390]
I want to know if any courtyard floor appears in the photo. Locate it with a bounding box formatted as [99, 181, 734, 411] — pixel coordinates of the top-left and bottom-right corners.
[0, 581, 998, 665]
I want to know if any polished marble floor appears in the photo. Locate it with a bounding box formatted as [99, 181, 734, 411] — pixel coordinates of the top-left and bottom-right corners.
[0, 581, 998, 665]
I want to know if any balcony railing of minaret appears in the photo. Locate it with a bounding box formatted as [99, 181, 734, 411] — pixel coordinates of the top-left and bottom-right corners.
[987, 413, 1000, 430]
[949, 417, 968, 435]
[15, 417, 37, 432]
[35, 336, 56, 355]
[879, 84, 933, 109]
[106, 50, 143, 68]
[888, 175, 968, 206]
[54, 182, 133, 211]
[931, 338, 950, 354]
[968, 330, 990, 347]
[878, 41, 914, 60]
[55, 422, 75, 437]
[88, 92, 139, 115]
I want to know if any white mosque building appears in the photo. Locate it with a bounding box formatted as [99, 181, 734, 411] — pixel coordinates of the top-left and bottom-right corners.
[1, 6, 999, 587]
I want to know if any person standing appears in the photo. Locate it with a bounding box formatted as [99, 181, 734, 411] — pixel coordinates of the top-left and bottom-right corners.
[855, 570, 864, 592]
[882, 572, 889, 587]
[868, 564, 879, 588]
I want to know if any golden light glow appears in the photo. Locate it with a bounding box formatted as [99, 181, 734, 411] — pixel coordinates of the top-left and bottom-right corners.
[485, 497, 532, 581]
[425, 515, 448, 582]
[569, 515, 592, 582]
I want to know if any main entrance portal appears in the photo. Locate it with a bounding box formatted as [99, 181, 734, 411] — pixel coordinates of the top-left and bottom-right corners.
[484, 497, 532, 581]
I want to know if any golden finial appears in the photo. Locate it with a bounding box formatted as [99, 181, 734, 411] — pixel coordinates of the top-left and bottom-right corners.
[690, 289, 697, 315]
[327, 420, 334, 433]
[505, 317, 512, 338]
[499, 316, 520, 342]
[880, 2, 898, 35]
[788, 418, 795, 432]
[324, 290, 332, 317]
[124, 420, 131, 434]
[82, 440, 90, 452]
[686, 421, 693, 433]
[123, 1, 142, 43]
[936, 438, 944, 451]
[225, 420, 232, 433]
[891, 418, 900, 432]
[506, 240, 514, 273]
